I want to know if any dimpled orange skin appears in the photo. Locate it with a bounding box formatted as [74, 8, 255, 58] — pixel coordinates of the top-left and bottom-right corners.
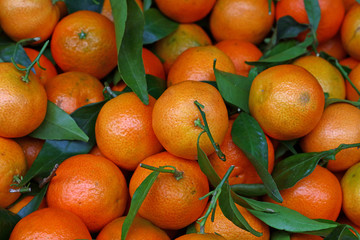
[347, 64, 360, 101]
[341, 4, 360, 60]
[0, 63, 47, 138]
[97, 216, 170, 240]
[215, 40, 263, 77]
[175, 233, 227, 240]
[340, 57, 360, 70]
[316, 35, 347, 60]
[209, 119, 275, 185]
[276, 0, 345, 43]
[264, 165, 342, 221]
[248, 64, 325, 141]
[51, 10, 117, 79]
[167, 45, 236, 87]
[195, 202, 270, 240]
[293, 55, 346, 99]
[45, 71, 105, 114]
[0, 0, 60, 43]
[0, 137, 26, 208]
[46, 154, 128, 233]
[300, 103, 360, 172]
[152, 81, 229, 160]
[153, 24, 212, 73]
[154, 0, 216, 23]
[9, 208, 92, 240]
[95, 92, 163, 170]
[210, 0, 275, 44]
[142, 48, 166, 80]
[129, 151, 209, 230]
[23, 48, 58, 86]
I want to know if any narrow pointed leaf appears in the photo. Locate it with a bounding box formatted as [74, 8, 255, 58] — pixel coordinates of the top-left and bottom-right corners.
[30, 101, 89, 142]
[143, 8, 179, 44]
[214, 68, 252, 113]
[17, 184, 49, 218]
[143, 0, 152, 10]
[121, 171, 160, 240]
[271, 231, 291, 240]
[231, 113, 282, 202]
[304, 0, 321, 36]
[276, 16, 309, 41]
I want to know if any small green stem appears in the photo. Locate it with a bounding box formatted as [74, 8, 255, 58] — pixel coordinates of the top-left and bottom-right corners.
[11, 39, 49, 83]
[10, 175, 32, 193]
[78, 30, 87, 39]
[194, 100, 226, 161]
[197, 165, 235, 233]
[140, 164, 183, 181]
[103, 82, 119, 99]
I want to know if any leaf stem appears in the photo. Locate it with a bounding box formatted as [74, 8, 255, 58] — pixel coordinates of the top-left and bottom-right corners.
[194, 100, 226, 161]
[197, 165, 235, 233]
[11, 38, 49, 83]
[140, 163, 183, 181]
[39, 164, 59, 188]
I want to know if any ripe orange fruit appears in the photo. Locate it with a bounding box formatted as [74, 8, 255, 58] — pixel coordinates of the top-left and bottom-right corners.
[46, 154, 128, 232]
[341, 162, 360, 227]
[142, 48, 166, 80]
[129, 151, 209, 230]
[0, 62, 47, 138]
[300, 103, 360, 172]
[175, 233, 227, 240]
[9, 208, 92, 240]
[276, 0, 345, 43]
[341, 4, 360, 60]
[23, 48, 57, 86]
[167, 45, 236, 87]
[263, 165, 342, 221]
[215, 40, 263, 77]
[293, 55, 346, 99]
[248, 64, 325, 141]
[316, 35, 347, 60]
[101, 0, 143, 21]
[0, 137, 26, 208]
[51, 10, 117, 79]
[343, 0, 358, 12]
[97, 216, 170, 240]
[209, 119, 275, 185]
[15, 137, 44, 169]
[154, 0, 216, 23]
[195, 202, 270, 240]
[8, 196, 46, 214]
[340, 57, 360, 70]
[111, 81, 127, 92]
[0, 0, 60, 43]
[346, 64, 360, 101]
[152, 81, 229, 160]
[45, 71, 104, 114]
[210, 0, 275, 44]
[153, 23, 212, 73]
[95, 92, 163, 170]
[290, 233, 323, 240]
[89, 145, 106, 158]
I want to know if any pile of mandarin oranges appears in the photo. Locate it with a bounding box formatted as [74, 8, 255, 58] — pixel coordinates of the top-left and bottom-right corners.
[1, 0, 360, 239]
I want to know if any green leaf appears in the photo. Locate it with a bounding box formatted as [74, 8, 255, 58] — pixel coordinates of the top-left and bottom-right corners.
[30, 101, 89, 142]
[275, 139, 299, 160]
[111, 0, 127, 50]
[121, 171, 160, 240]
[116, 0, 149, 104]
[218, 184, 262, 237]
[20, 101, 106, 185]
[64, 0, 104, 13]
[231, 183, 267, 197]
[248, 36, 313, 67]
[145, 74, 166, 99]
[143, 0, 152, 10]
[263, 40, 298, 58]
[17, 184, 49, 218]
[0, 208, 21, 239]
[242, 197, 337, 233]
[143, 8, 179, 44]
[0, 44, 32, 68]
[276, 16, 309, 42]
[197, 141, 222, 187]
[324, 225, 359, 240]
[186, 223, 198, 234]
[325, 98, 360, 108]
[214, 68, 252, 113]
[231, 113, 282, 202]
[304, 0, 321, 39]
[271, 231, 291, 240]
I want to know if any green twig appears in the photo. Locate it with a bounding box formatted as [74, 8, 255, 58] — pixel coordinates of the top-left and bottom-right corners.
[140, 163, 183, 181]
[10, 175, 31, 193]
[11, 38, 49, 83]
[194, 100, 226, 161]
[197, 165, 235, 233]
